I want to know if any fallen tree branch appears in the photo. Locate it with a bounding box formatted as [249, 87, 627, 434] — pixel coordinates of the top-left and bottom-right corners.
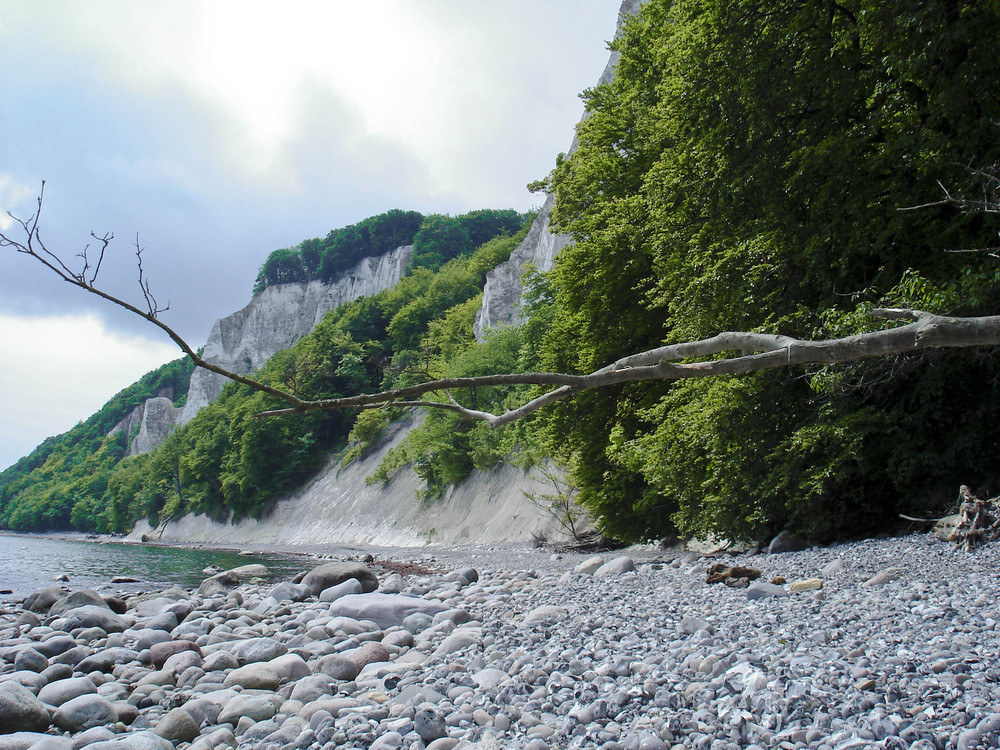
[255, 307, 1000, 426]
[6, 186, 1000, 427]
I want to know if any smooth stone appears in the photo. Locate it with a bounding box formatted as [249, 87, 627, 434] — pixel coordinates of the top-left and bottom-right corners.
[217, 694, 280, 726]
[0, 682, 51, 733]
[149, 640, 201, 669]
[154, 707, 201, 743]
[269, 653, 310, 682]
[71, 727, 116, 748]
[0, 672, 47, 693]
[48, 591, 109, 617]
[225, 563, 270, 580]
[403, 613, 434, 634]
[23, 589, 67, 615]
[746, 582, 790, 600]
[52, 693, 117, 732]
[302, 562, 379, 596]
[415, 708, 448, 742]
[863, 568, 906, 587]
[472, 668, 508, 689]
[13, 649, 48, 674]
[344, 642, 391, 671]
[202, 650, 239, 672]
[37, 676, 97, 707]
[329, 593, 448, 628]
[594, 557, 635, 577]
[0, 734, 59, 750]
[290, 674, 337, 703]
[575, 556, 605, 575]
[820, 558, 845, 576]
[32, 636, 76, 658]
[82, 731, 173, 750]
[314, 653, 359, 681]
[522, 606, 567, 626]
[76, 647, 138, 673]
[319, 578, 364, 602]
[230, 637, 287, 665]
[268, 581, 311, 603]
[223, 663, 281, 690]
[435, 628, 482, 657]
[54, 606, 127, 634]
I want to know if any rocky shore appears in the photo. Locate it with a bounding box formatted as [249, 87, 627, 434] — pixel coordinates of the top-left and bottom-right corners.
[0, 532, 998, 750]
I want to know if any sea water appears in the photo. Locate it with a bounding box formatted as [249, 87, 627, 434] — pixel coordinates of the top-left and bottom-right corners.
[0, 532, 310, 604]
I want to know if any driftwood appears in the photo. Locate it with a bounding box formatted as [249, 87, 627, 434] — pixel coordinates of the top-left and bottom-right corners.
[908, 486, 1000, 551]
[7, 186, 1000, 426]
[953, 485, 1000, 551]
[705, 563, 762, 588]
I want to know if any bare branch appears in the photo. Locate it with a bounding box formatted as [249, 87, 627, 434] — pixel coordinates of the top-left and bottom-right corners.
[1, 186, 310, 413]
[253, 308, 1000, 426]
[8, 186, 1000, 430]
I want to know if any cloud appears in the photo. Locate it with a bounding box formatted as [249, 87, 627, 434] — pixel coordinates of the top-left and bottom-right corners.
[0, 0, 622, 468]
[0, 312, 178, 470]
[0, 175, 34, 230]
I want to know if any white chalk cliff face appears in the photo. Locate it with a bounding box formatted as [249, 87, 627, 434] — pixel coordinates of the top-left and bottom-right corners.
[128, 398, 181, 456]
[178, 245, 413, 425]
[473, 0, 645, 340]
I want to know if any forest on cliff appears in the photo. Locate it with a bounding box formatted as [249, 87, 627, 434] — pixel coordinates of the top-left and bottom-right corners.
[3, 0, 1000, 544]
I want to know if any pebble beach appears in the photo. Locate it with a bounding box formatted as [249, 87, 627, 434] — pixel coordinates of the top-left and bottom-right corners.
[0, 531, 998, 750]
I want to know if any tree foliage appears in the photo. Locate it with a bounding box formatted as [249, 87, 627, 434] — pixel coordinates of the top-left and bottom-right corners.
[528, 0, 1000, 542]
[1, 215, 530, 532]
[0, 357, 194, 532]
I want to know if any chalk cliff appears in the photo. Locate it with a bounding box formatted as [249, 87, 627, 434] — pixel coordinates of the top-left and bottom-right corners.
[178, 244, 413, 424]
[125, 0, 643, 547]
[473, 0, 645, 340]
[108, 392, 182, 457]
[129, 415, 566, 548]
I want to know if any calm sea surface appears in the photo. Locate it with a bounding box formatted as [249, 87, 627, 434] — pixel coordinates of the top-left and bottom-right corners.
[0, 533, 312, 604]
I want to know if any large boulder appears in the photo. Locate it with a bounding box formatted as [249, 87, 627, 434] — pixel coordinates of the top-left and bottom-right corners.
[302, 562, 378, 596]
[22, 588, 68, 615]
[37, 676, 97, 707]
[52, 605, 127, 634]
[0, 733, 61, 750]
[48, 590, 109, 616]
[0, 681, 51, 733]
[225, 563, 270, 580]
[767, 530, 808, 554]
[229, 637, 287, 665]
[154, 707, 202, 743]
[327, 593, 447, 629]
[52, 694, 117, 732]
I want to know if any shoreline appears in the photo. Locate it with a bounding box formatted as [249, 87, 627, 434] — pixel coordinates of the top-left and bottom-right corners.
[0, 531, 997, 749]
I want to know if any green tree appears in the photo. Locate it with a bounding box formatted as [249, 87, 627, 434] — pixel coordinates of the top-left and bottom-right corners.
[534, 0, 1000, 542]
[410, 215, 474, 271]
[253, 248, 307, 295]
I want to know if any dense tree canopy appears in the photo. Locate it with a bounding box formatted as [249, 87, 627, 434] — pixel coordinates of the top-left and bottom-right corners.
[526, 0, 1000, 542]
[254, 208, 528, 294]
[0, 357, 194, 531]
[0, 215, 530, 533]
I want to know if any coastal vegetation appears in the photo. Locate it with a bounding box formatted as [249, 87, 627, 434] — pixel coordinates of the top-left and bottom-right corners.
[0, 213, 530, 533]
[3, 0, 1000, 546]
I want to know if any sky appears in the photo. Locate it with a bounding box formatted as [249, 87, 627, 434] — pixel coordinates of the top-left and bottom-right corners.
[0, 0, 622, 471]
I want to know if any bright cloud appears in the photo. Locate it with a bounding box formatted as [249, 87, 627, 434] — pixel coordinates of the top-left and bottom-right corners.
[0, 312, 178, 470]
[0, 0, 620, 469]
[0, 175, 34, 230]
